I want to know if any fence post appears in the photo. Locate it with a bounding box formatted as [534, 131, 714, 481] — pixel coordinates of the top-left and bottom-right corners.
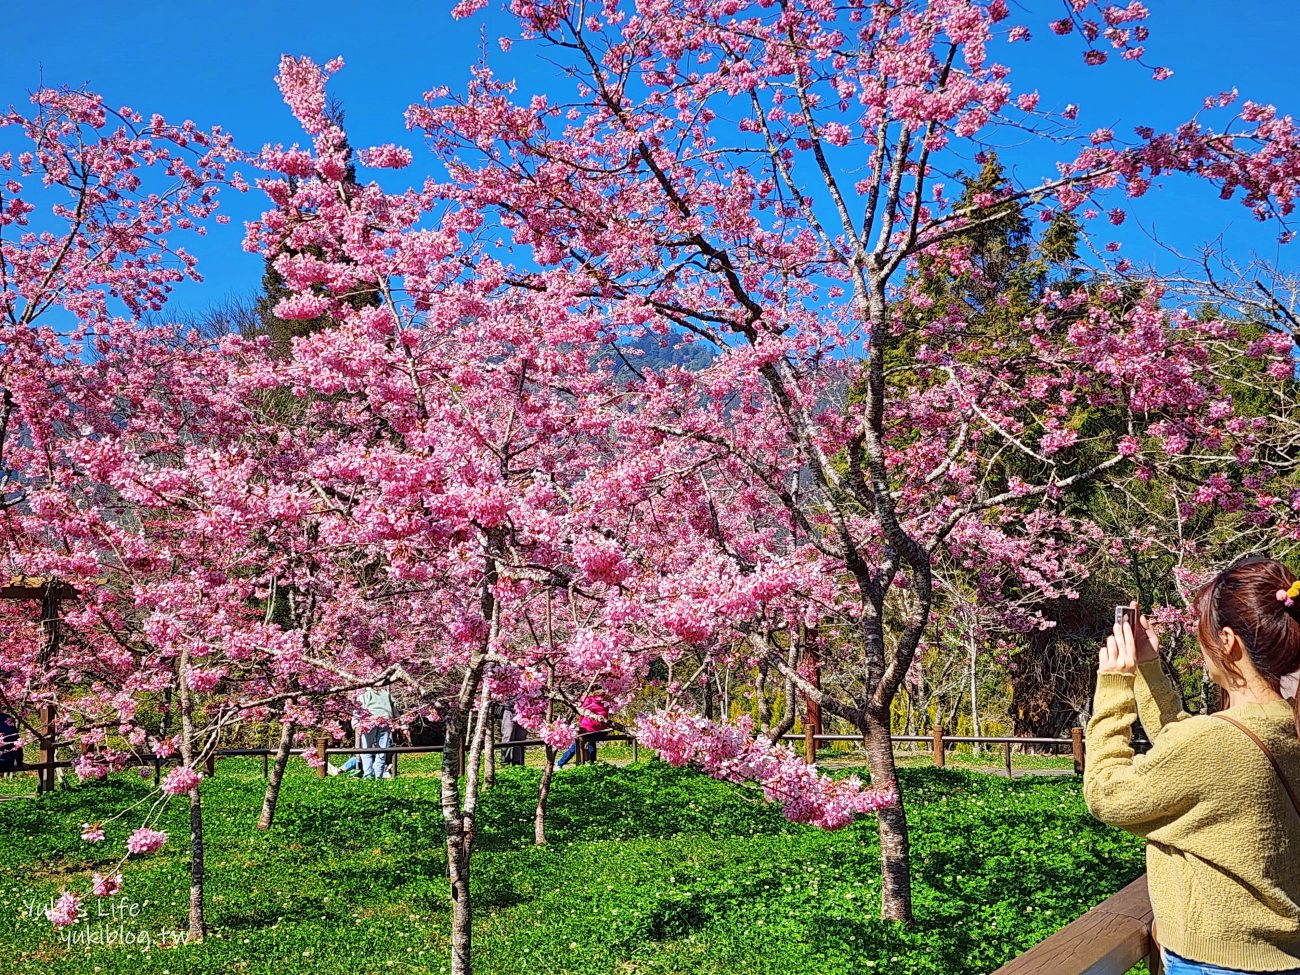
[1003, 740, 1012, 778]
[38, 703, 56, 794]
[316, 739, 328, 779]
[1071, 727, 1084, 774]
[632, 736, 638, 763]
[262, 750, 269, 778]
[204, 752, 216, 778]
[804, 722, 816, 764]
[932, 726, 945, 769]
[576, 733, 586, 765]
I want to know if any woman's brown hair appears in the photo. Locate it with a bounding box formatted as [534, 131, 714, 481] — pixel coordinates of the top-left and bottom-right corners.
[1194, 554, 1300, 738]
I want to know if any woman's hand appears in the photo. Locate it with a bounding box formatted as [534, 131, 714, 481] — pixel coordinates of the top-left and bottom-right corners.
[1129, 600, 1160, 665]
[1099, 615, 1138, 675]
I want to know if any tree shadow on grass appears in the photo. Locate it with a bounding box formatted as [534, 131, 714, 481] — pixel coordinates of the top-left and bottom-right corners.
[475, 762, 819, 851]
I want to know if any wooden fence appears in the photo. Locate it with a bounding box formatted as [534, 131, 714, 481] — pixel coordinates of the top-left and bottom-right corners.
[783, 728, 1087, 775]
[8, 727, 1089, 788]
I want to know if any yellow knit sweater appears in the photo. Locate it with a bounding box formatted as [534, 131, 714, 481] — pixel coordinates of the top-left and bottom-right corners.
[1084, 662, 1300, 971]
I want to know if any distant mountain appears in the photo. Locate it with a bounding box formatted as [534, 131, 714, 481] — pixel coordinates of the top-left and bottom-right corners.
[608, 329, 717, 377]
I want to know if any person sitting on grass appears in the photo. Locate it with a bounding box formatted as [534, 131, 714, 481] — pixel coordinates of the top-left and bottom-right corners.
[357, 686, 398, 780]
[1085, 555, 1300, 975]
[329, 753, 393, 779]
[556, 696, 609, 768]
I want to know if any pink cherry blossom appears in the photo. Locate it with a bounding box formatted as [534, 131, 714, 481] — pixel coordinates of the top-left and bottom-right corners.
[359, 144, 414, 169]
[91, 873, 122, 898]
[161, 766, 203, 796]
[125, 828, 168, 856]
[638, 709, 896, 829]
[45, 892, 81, 928]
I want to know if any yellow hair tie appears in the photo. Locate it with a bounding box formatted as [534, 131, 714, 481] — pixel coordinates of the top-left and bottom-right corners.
[1289, 581, 1300, 600]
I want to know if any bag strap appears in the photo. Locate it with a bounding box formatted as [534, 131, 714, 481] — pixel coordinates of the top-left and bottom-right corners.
[1211, 713, 1300, 821]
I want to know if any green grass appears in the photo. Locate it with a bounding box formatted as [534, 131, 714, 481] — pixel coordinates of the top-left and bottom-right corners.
[893, 750, 1077, 772]
[0, 760, 1142, 975]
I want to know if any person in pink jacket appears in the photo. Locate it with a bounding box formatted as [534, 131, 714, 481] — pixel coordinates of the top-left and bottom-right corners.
[557, 696, 609, 767]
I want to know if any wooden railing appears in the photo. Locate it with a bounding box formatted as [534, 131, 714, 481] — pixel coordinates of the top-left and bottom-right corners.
[5, 732, 640, 786]
[6, 727, 1095, 789]
[990, 874, 1159, 975]
[783, 728, 1088, 774]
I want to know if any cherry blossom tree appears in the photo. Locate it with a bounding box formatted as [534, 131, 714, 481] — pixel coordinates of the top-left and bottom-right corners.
[0, 83, 406, 941]
[424, 0, 1300, 922]
[251, 54, 897, 972]
[0, 87, 247, 940]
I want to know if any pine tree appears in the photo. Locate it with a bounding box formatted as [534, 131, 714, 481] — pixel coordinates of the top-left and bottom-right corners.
[255, 100, 378, 357]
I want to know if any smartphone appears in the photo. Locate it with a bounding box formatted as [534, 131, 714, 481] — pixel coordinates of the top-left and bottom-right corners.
[1115, 605, 1137, 629]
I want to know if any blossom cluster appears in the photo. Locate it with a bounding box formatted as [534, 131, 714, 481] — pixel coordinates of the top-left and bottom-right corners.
[638, 709, 896, 830]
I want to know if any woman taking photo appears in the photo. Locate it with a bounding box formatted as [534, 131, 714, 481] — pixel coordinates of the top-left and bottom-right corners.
[1085, 555, 1300, 974]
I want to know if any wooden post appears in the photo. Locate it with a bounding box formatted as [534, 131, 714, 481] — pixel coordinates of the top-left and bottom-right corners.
[1003, 740, 1013, 778]
[1071, 727, 1084, 774]
[3, 579, 74, 794]
[38, 585, 63, 795]
[804, 640, 821, 763]
[262, 750, 269, 778]
[38, 703, 56, 794]
[932, 726, 945, 768]
[316, 739, 327, 779]
[204, 751, 216, 778]
[576, 733, 586, 765]
[632, 736, 638, 763]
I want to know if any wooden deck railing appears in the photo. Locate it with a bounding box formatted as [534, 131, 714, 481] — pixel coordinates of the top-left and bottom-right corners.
[990, 875, 1159, 975]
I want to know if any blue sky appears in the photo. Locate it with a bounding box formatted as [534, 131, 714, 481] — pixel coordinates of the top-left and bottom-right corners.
[3, 1, 1298, 312]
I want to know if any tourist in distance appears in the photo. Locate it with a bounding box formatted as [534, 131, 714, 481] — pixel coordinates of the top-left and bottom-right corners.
[556, 696, 609, 768]
[357, 686, 398, 780]
[499, 705, 526, 767]
[1085, 555, 1300, 974]
[0, 712, 19, 775]
[327, 725, 393, 779]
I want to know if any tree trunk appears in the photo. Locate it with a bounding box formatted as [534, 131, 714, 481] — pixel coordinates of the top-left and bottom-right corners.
[186, 786, 206, 941]
[257, 719, 296, 831]
[442, 657, 495, 975]
[862, 707, 912, 924]
[483, 710, 496, 788]
[175, 646, 206, 942]
[534, 745, 556, 845]
[968, 634, 981, 758]
[446, 803, 473, 975]
[441, 709, 474, 975]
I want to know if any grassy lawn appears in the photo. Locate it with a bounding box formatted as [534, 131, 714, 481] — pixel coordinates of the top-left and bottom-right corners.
[0, 760, 1142, 975]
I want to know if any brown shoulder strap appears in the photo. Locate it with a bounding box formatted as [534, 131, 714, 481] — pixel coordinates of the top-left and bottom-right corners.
[1212, 713, 1300, 821]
